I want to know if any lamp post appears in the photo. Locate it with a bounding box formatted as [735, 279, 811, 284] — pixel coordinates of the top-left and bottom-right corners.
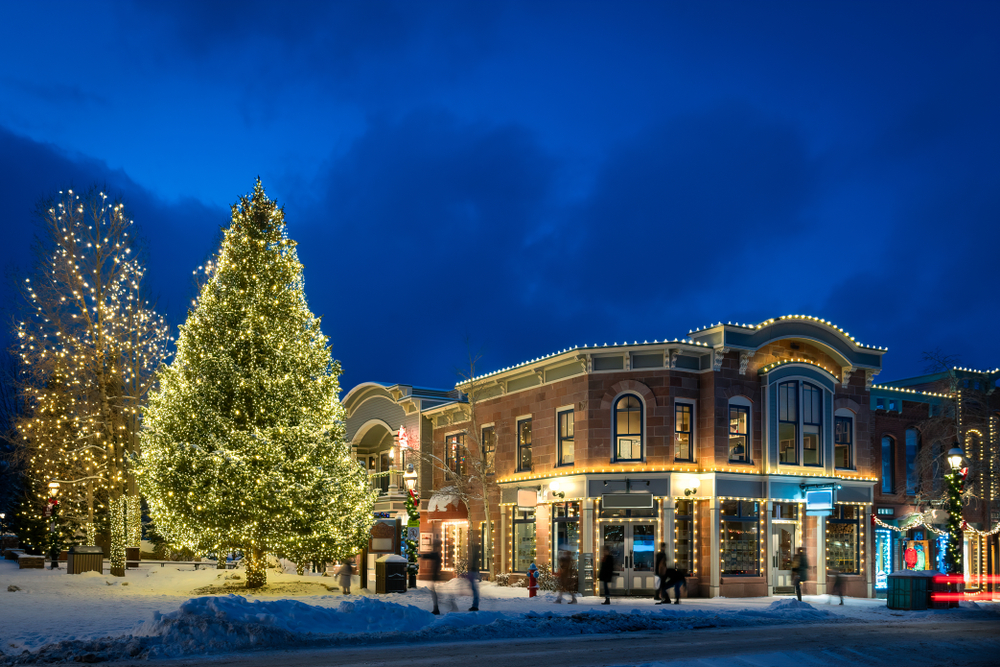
[403, 464, 419, 588]
[944, 446, 965, 577]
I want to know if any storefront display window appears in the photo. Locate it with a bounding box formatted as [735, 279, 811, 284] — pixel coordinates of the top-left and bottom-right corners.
[675, 500, 694, 572]
[441, 521, 467, 571]
[827, 506, 860, 575]
[553, 502, 580, 561]
[874, 528, 892, 591]
[721, 500, 759, 575]
[513, 510, 536, 572]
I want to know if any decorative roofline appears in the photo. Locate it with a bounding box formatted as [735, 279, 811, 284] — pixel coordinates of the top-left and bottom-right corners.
[952, 366, 1000, 375]
[757, 357, 840, 379]
[455, 338, 711, 387]
[870, 384, 950, 399]
[689, 314, 887, 352]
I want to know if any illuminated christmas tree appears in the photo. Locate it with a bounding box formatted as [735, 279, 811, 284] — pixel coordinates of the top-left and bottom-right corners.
[14, 188, 171, 575]
[139, 180, 375, 588]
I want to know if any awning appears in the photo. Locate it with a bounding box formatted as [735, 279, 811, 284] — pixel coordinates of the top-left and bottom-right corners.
[427, 486, 468, 520]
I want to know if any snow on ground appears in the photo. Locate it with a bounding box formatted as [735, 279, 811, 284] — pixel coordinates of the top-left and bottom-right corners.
[1, 558, 998, 664]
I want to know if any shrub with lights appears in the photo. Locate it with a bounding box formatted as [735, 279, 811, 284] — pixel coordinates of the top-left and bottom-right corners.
[138, 180, 376, 588]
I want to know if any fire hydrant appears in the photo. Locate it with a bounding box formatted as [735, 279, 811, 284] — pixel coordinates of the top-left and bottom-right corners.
[527, 563, 539, 597]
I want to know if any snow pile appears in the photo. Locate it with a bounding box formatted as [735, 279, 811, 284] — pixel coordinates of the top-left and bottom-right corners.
[763, 598, 832, 618]
[139, 595, 435, 638]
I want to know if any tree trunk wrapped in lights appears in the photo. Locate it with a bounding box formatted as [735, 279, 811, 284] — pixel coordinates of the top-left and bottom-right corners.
[944, 468, 964, 575]
[139, 180, 376, 589]
[14, 187, 171, 576]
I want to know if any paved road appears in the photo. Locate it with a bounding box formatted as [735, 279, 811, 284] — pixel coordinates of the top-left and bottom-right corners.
[118, 619, 1000, 667]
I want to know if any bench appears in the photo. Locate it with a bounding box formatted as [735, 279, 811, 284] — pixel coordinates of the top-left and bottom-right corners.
[17, 554, 44, 569]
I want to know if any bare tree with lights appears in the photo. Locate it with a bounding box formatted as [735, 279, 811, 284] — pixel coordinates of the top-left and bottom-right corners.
[420, 349, 501, 581]
[12, 187, 171, 575]
[138, 180, 376, 589]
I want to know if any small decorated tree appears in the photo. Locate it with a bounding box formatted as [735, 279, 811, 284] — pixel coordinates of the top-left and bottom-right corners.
[139, 180, 375, 588]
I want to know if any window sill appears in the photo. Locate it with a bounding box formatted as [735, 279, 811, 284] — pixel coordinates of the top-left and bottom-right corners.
[555, 462, 575, 469]
[727, 460, 754, 466]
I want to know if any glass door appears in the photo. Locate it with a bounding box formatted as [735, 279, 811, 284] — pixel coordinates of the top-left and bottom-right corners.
[601, 523, 656, 595]
[772, 523, 795, 593]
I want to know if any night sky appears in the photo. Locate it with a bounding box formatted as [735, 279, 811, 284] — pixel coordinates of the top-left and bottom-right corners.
[1, 1, 998, 391]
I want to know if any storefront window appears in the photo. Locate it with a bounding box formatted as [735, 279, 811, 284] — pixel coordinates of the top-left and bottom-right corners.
[675, 500, 694, 572]
[827, 506, 860, 575]
[513, 510, 536, 572]
[553, 502, 580, 561]
[874, 528, 892, 591]
[721, 500, 759, 575]
[441, 521, 467, 571]
[479, 521, 493, 572]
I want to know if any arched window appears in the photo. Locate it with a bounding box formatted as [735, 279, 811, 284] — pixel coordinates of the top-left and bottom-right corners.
[778, 381, 798, 464]
[614, 394, 643, 461]
[881, 436, 895, 494]
[802, 383, 823, 466]
[905, 428, 920, 495]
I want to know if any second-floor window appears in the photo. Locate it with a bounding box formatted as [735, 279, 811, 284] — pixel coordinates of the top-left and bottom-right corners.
[481, 425, 496, 474]
[881, 435, 894, 494]
[517, 417, 532, 471]
[675, 403, 694, 461]
[803, 383, 822, 466]
[614, 395, 642, 461]
[906, 428, 920, 495]
[557, 409, 575, 466]
[778, 381, 798, 464]
[446, 433, 465, 475]
[835, 416, 853, 469]
[729, 405, 749, 463]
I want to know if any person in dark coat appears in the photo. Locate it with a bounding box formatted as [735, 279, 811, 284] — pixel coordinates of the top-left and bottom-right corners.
[467, 541, 481, 611]
[654, 542, 668, 601]
[792, 547, 808, 602]
[661, 567, 687, 604]
[420, 538, 452, 614]
[598, 546, 615, 605]
[555, 550, 577, 604]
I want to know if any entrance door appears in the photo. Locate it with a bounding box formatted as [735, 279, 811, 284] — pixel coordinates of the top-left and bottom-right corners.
[601, 523, 656, 595]
[772, 523, 796, 593]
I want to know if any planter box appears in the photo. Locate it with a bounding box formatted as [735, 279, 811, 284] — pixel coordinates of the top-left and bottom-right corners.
[17, 554, 44, 569]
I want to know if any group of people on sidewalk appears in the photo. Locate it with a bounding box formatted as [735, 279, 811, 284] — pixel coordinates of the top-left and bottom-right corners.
[597, 543, 687, 605]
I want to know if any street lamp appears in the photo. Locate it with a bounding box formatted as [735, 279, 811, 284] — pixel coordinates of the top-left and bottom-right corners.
[944, 445, 965, 582]
[403, 464, 417, 493]
[403, 464, 420, 588]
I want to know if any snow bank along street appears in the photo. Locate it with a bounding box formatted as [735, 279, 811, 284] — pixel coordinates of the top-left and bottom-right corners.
[1, 561, 998, 664]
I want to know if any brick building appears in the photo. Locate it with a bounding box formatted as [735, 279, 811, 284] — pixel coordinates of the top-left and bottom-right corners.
[342, 315, 998, 599]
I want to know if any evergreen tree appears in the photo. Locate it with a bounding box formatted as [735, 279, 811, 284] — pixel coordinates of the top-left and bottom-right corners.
[138, 180, 375, 588]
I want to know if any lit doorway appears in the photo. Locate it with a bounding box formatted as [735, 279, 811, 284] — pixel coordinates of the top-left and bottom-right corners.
[772, 522, 796, 594]
[601, 522, 656, 595]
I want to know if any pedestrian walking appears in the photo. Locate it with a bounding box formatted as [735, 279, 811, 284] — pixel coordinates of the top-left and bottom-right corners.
[420, 538, 453, 614]
[555, 550, 577, 604]
[337, 557, 354, 595]
[467, 540, 481, 611]
[598, 546, 615, 605]
[663, 567, 687, 604]
[830, 566, 845, 605]
[654, 542, 668, 602]
[791, 547, 808, 602]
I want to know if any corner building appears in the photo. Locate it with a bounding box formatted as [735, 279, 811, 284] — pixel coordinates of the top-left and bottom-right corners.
[345, 316, 889, 598]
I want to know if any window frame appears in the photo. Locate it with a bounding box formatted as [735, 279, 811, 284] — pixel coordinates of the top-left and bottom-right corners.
[728, 400, 751, 464]
[881, 435, 895, 494]
[674, 401, 695, 462]
[720, 500, 760, 576]
[827, 505, 861, 575]
[905, 428, 920, 495]
[778, 381, 798, 465]
[512, 509, 536, 573]
[517, 416, 533, 472]
[481, 424, 496, 475]
[445, 431, 466, 475]
[802, 382, 823, 467]
[674, 499, 695, 572]
[613, 394, 644, 462]
[834, 412, 854, 470]
[557, 408, 575, 467]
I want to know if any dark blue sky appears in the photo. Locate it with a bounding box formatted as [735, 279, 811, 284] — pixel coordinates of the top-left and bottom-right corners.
[1, 1, 998, 390]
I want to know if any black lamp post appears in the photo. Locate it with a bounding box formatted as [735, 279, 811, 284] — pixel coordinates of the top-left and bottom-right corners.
[403, 464, 419, 589]
[944, 446, 965, 576]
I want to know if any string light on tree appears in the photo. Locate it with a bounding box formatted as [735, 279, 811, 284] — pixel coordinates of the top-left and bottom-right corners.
[138, 180, 376, 589]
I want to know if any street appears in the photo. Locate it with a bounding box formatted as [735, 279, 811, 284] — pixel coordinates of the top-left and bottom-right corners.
[112, 619, 1000, 667]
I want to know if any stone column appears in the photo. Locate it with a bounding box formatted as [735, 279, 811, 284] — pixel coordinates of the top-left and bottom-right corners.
[581, 497, 595, 596]
[664, 497, 676, 566]
[710, 497, 721, 597]
[816, 514, 827, 595]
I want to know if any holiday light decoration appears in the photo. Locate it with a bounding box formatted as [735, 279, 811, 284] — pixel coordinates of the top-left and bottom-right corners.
[14, 188, 171, 576]
[138, 180, 376, 588]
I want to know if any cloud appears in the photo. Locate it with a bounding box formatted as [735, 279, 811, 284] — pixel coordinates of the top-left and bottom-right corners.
[0, 125, 226, 338]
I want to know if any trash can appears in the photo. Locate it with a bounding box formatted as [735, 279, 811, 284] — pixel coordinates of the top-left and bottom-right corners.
[67, 546, 104, 575]
[886, 570, 940, 610]
[375, 554, 408, 593]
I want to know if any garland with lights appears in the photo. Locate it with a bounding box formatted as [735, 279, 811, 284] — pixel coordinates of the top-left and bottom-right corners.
[138, 180, 376, 588]
[404, 489, 420, 576]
